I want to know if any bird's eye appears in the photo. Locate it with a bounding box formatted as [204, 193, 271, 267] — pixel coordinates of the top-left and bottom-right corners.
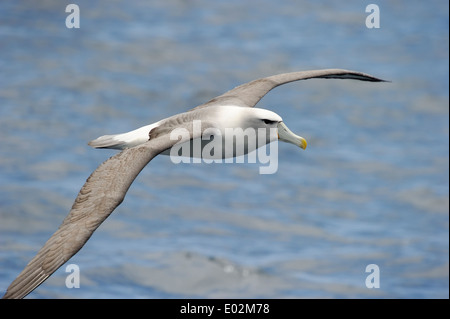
[262, 119, 276, 125]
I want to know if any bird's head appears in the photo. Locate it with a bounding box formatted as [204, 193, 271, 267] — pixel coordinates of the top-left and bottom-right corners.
[250, 108, 307, 150]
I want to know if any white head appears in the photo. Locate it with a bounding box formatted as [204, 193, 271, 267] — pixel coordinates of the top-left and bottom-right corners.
[221, 106, 307, 150]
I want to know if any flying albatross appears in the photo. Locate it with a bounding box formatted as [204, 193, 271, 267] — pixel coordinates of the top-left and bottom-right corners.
[3, 69, 386, 298]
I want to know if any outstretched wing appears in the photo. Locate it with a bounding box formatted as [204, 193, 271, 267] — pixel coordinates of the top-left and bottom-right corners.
[3, 121, 215, 299]
[195, 69, 386, 109]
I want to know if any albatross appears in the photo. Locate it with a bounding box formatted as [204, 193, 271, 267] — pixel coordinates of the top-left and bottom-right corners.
[3, 69, 386, 299]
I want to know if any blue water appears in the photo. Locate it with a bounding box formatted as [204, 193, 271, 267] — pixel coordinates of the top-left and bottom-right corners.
[0, 0, 448, 298]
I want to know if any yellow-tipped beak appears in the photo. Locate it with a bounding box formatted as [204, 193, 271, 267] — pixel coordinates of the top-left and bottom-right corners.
[299, 136, 307, 149]
[277, 122, 307, 150]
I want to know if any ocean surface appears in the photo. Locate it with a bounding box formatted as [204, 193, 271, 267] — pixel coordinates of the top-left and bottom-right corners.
[0, 0, 448, 298]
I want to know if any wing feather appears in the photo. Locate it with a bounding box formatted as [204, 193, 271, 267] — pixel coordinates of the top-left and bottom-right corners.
[3, 121, 215, 299]
[195, 69, 386, 109]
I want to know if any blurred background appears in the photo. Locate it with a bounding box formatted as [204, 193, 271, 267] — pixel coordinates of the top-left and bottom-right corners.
[0, 0, 448, 298]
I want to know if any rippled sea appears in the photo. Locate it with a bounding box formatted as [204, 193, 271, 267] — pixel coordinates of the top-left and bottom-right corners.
[0, 0, 448, 298]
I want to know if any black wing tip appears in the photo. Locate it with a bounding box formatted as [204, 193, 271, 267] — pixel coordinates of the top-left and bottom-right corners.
[324, 71, 390, 83]
[349, 70, 391, 83]
[365, 78, 391, 83]
[362, 75, 391, 83]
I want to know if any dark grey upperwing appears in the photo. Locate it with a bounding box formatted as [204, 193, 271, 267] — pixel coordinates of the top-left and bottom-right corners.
[2, 121, 215, 299]
[194, 69, 387, 110]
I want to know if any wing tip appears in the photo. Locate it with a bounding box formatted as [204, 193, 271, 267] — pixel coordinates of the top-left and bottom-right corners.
[323, 69, 390, 83]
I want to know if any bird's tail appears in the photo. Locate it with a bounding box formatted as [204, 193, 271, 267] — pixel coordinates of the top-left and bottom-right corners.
[88, 123, 157, 150]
